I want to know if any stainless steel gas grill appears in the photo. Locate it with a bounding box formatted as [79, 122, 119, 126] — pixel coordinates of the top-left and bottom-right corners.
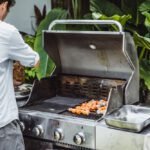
[18, 20, 150, 150]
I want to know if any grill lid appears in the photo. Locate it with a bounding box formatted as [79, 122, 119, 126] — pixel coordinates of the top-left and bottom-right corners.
[43, 20, 135, 80]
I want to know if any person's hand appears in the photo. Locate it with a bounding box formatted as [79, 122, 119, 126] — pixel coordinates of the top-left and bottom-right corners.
[34, 60, 40, 68]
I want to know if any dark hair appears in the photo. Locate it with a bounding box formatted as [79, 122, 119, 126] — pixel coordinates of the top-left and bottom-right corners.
[0, 0, 15, 8]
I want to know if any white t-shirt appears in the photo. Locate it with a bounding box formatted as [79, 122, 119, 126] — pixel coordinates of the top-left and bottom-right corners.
[0, 20, 39, 128]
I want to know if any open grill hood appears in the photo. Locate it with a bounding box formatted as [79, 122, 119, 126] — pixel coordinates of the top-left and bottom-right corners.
[43, 23, 137, 80]
[43, 20, 139, 104]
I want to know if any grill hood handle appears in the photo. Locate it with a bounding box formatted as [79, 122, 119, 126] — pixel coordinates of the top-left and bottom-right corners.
[48, 20, 123, 33]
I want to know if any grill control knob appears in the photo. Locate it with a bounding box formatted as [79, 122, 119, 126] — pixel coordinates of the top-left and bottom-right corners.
[19, 122, 25, 132]
[54, 128, 64, 141]
[73, 132, 85, 145]
[32, 125, 43, 136]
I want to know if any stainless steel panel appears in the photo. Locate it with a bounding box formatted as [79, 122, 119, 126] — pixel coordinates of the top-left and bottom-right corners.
[124, 33, 139, 105]
[17, 77, 56, 107]
[96, 121, 145, 150]
[105, 105, 150, 132]
[106, 86, 124, 115]
[52, 119, 96, 149]
[19, 109, 96, 149]
[44, 32, 132, 80]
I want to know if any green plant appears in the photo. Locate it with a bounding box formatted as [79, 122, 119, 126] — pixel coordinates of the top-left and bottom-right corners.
[71, 0, 82, 19]
[24, 34, 35, 48]
[136, 0, 150, 90]
[90, 0, 123, 17]
[92, 12, 131, 30]
[34, 4, 47, 27]
[139, 0, 150, 36]
[34, 8, 68, 80]
[23, 7, 68, 81]
[24, 67, 37, 81]
[23, 35, 37, 81]
[140, 59, 150, 90]
[134, 32, 150, 90]
[89, 0, 133, 34]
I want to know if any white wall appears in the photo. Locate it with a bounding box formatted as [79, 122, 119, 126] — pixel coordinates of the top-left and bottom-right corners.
[5, 0, 51, 35]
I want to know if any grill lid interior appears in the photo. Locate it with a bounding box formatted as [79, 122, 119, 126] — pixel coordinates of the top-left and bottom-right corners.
[44, 32, 133, 79]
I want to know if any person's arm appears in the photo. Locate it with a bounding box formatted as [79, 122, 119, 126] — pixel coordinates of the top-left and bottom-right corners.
[8, 28, 40, 67]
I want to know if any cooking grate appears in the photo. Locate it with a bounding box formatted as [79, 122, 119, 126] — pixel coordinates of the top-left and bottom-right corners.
[100, 85, 109, 98]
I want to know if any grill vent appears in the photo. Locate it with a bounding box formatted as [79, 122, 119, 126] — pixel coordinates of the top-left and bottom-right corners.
[100, 86, 109, 99]
[58, 76, 114, 99]
[58, 75, 125, 99]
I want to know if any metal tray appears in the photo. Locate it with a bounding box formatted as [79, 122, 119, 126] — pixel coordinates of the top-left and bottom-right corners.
[105, 105, 150, 132]
[15, 84, 32, 100]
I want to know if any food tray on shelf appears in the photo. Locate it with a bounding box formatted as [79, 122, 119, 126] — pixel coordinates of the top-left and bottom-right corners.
[15, 84, 32, 100]
[105, 105, 150, 132]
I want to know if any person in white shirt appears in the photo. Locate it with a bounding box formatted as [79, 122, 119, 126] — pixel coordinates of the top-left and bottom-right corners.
[0, 0, 40, 149]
